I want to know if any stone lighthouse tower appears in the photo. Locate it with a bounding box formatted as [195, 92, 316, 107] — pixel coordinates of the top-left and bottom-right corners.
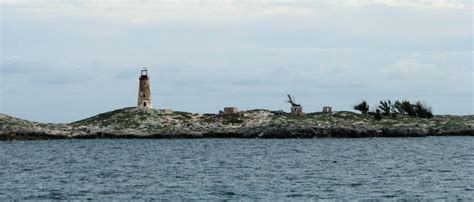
[137, 68, 153, 109]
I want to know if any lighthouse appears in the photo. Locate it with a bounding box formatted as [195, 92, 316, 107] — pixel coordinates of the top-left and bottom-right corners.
[137, 68, 153, 109]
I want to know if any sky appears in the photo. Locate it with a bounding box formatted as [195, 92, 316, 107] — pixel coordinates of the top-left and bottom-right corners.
[0, 0, 473, 123]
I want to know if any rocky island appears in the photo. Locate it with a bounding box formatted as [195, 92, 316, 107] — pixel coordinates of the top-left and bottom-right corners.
[1, 107, 473, 140]
[3, 68, 469, 141]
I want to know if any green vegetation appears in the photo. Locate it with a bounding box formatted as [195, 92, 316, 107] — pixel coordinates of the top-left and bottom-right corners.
[1, 106, 473, 139]
[70, 107, 170, 131]
[71, 107, 135, 126]
[397, 100, 416, 116]
[173, 111, 192, 119]
[355, 99, 433, 120]
[414, 101, 434, 118]
[222, 116, 244, 124]
[354, 101, 370, 114]
[378, 100, 392, 116]
[374, 109, 382, 121]
[388, 100, 433, 118]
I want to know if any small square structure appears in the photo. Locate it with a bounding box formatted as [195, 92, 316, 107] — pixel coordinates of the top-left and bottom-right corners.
[323, 106, 333, 113]
[291, 106, 304, 116]
[219, 107, 242, 117]
[223, 107, 238, 114]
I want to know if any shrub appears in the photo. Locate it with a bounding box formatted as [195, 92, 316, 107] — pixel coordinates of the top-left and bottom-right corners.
[393, 100, 403, 114]
[414, 101, 433, 118]
[354, 101, 370, 114]
[400, 100, 416, 117]
[378, 100, 392, 116]
[355, 99, 433, 119]
[374, 109, 383, 120]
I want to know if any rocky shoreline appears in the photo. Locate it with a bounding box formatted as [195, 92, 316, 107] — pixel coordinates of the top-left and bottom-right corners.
[1, 107, 473, 140]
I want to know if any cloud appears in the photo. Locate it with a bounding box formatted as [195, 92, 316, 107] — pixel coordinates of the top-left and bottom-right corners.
[1, 62, 32, 75]
[0, 61, 92, 86]
[1, 0, 470, 24]
[1, 0, 472, 122]
[383, 58, 434, 80]
[382, 0, 470, 9]
[332, 0, 471, 9]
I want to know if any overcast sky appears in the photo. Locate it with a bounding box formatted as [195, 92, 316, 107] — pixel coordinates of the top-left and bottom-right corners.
[1, 0, 473, 123]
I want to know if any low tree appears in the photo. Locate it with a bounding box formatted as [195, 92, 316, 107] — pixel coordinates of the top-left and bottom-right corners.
[354, 101, 370, 114]
[355, 99, 433, 118]
[400, 100, 416, 117]
[414, 101, 433, 118]
[393, 100, 403, 114]
[374, 109, 383, 120]
[378, 100, 392, 116]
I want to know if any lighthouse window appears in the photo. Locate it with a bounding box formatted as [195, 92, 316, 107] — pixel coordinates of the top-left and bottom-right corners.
[143, 94, 146, 98]
[144, 102, 147, 107]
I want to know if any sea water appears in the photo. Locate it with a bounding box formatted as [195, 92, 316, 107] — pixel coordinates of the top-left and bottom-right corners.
[1, 137, 473, 200]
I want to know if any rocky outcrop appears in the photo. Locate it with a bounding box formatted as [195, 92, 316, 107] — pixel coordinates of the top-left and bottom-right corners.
[1, 107, 473, 140]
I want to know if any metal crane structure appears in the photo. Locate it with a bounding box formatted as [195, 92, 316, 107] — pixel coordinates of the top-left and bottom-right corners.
[286, 94, 304, 116]
[287, 94, 301, 107]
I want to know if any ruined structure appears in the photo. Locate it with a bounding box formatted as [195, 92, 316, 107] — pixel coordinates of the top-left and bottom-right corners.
[323, 106, 333, 113]
[137, 68, 153, 109]
[287, 95, 304, 116]
[219, 107, 242, 117]
[291, 106, 304, 116]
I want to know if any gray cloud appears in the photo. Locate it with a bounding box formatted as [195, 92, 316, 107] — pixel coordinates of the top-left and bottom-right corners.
[1, 1, 472, 123]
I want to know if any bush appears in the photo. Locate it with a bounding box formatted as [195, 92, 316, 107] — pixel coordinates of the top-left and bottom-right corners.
[374, 109, 383, 120]
[393, 100, 403, 114]
[354, 101, 370, 114]
[378, 100, 392, 116]
[356, 99, 433, 119]
[414, 101, 433, 118]
[400, 100, 416, 117]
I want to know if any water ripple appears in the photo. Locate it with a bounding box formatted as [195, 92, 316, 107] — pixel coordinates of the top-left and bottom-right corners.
[0, 137, 473, 200]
